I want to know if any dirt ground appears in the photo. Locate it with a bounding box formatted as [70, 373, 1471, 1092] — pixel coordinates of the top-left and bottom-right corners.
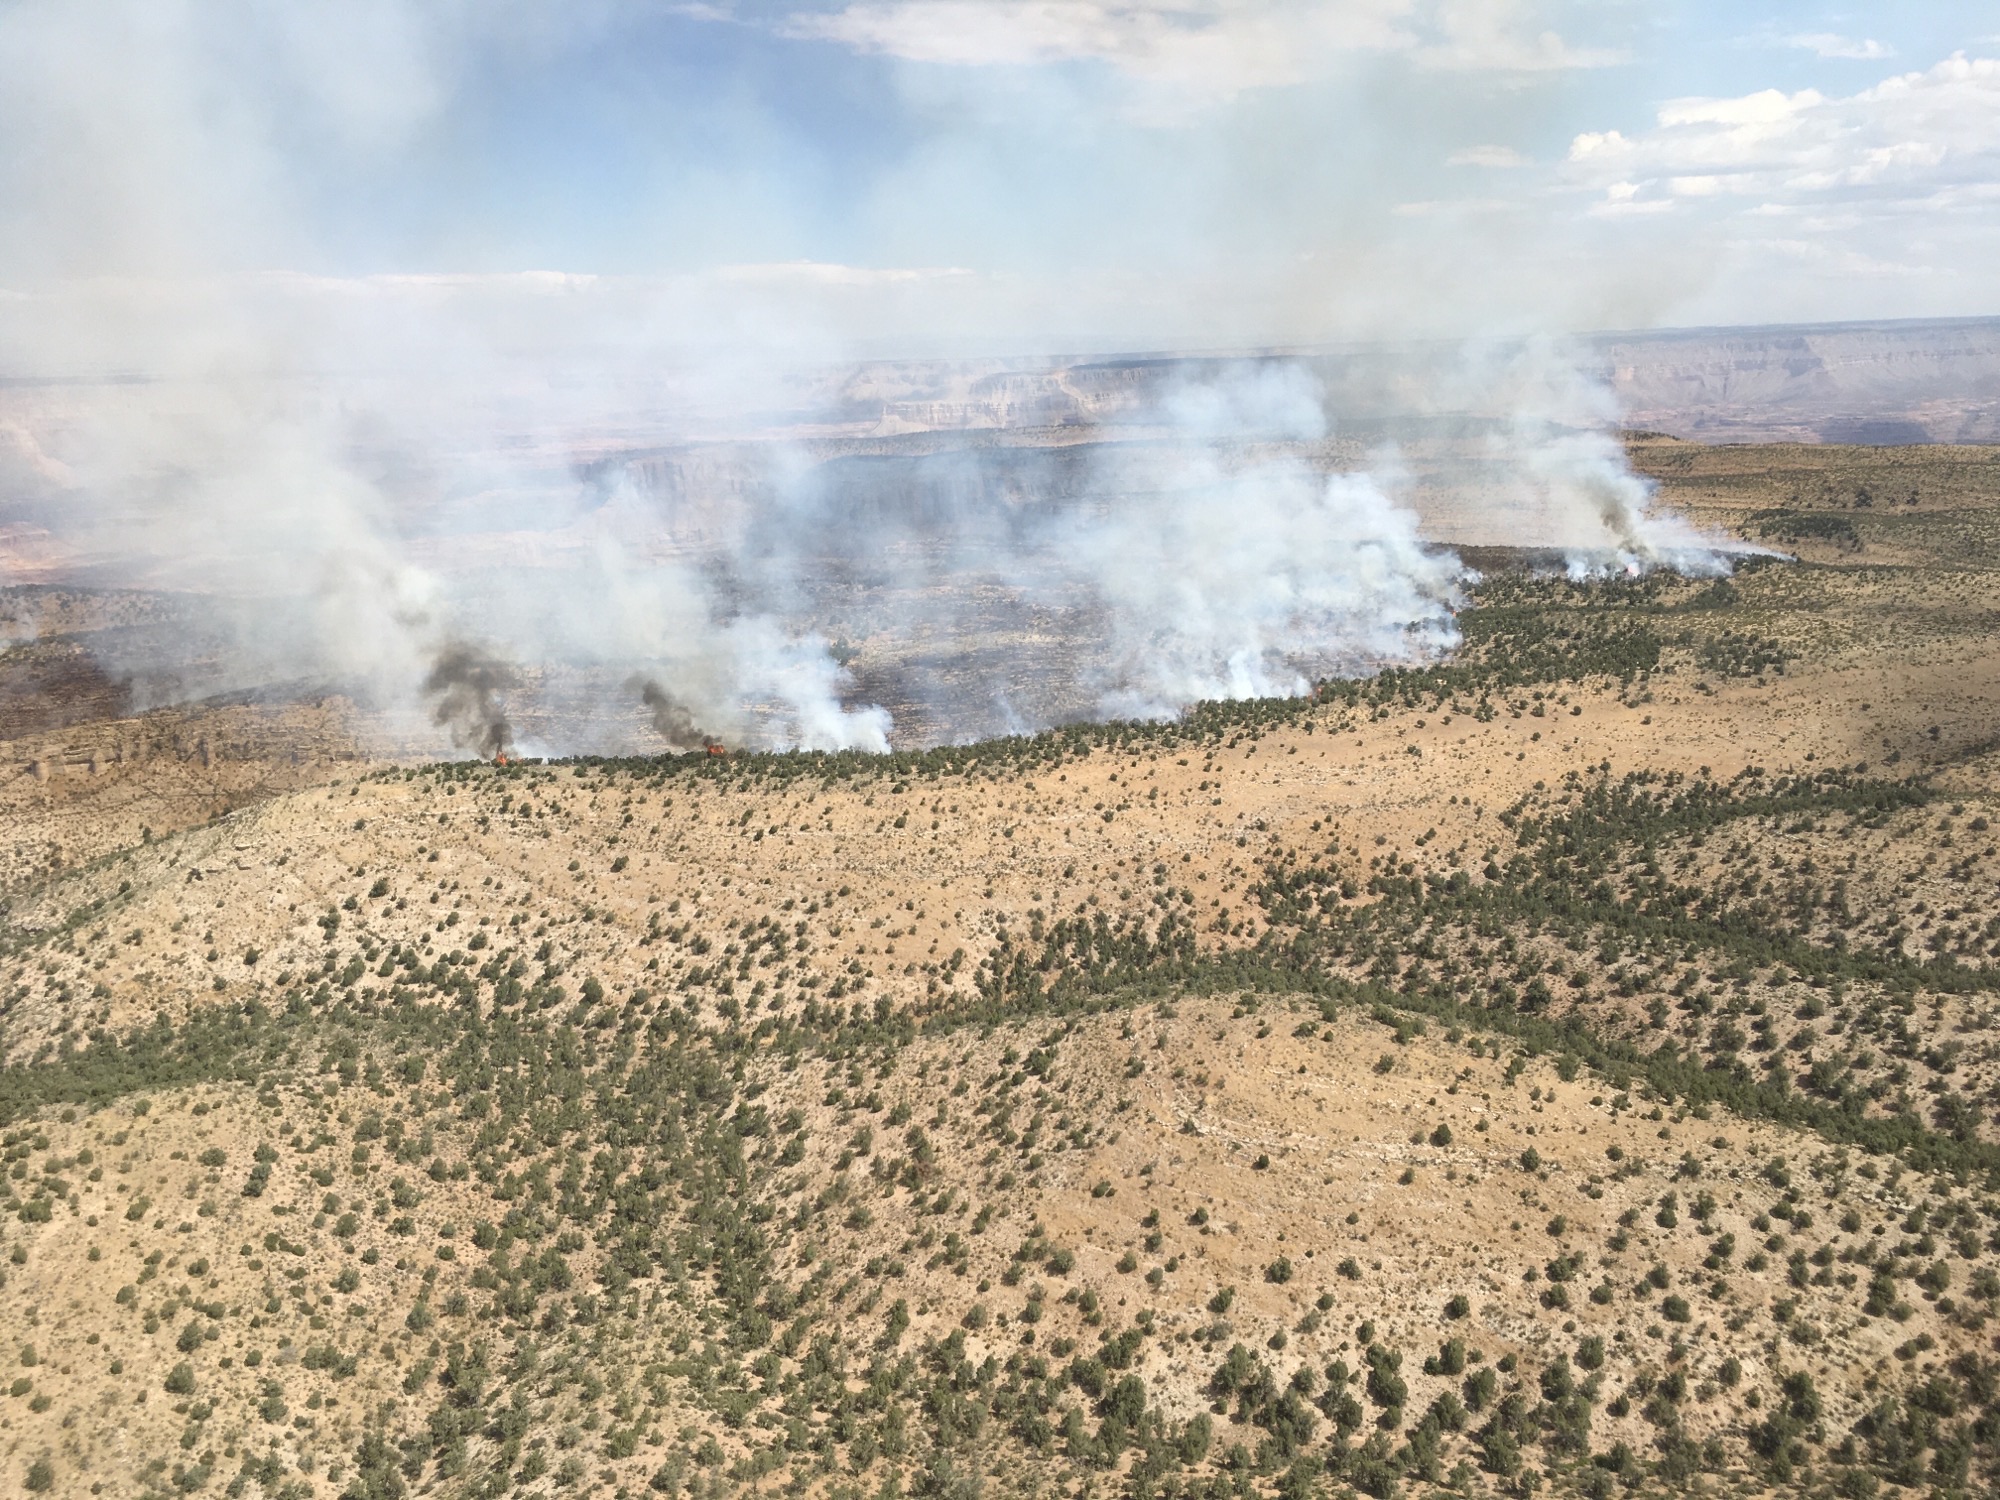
[3, 438, 1999, 1499]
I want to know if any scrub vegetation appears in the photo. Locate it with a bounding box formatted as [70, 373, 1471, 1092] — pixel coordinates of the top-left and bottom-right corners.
[5, 437, 2000, 1498]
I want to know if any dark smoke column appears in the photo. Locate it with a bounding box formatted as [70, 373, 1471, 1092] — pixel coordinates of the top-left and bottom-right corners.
[634, 677, 720, 752]
[425, 644, 519, 759]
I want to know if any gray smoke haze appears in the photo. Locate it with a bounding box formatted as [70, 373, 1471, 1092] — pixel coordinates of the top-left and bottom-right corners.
[0, 339, 1747, 754]
[0, 4, 1753, 759]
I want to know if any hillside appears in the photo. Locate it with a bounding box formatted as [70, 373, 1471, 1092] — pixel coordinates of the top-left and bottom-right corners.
[3, 440, 2000, 1499]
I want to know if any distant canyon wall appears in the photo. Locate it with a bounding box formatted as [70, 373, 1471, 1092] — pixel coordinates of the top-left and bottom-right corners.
[1592, 317, 2000, 445]
[745, 317, 2000, 447]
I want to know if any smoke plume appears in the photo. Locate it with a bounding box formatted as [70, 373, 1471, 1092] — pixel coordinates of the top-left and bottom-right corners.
[0, 5, 1757, 760]
[634, 676, 718, 752]
[1466, 339, 1760, 577]
[424, 644, 517, 760]
[1053, 367, 1464, 717]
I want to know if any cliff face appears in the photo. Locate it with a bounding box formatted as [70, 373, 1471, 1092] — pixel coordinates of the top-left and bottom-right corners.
[701, 320, 2000, 445]
[1592, 317, 2000, 443]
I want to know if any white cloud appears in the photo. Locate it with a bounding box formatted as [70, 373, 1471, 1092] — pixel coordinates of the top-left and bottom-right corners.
[714, 260, 975, 285]
[1563, 52, 2000, 214]
[1448, 143, 1530, 167]
[1655, 87, 1822, 130]
[1414, 0, 1622, 72]
[781, 0, 1620, 96]
[1788, 33, 1893, 62]
[1550, 50, 2000, 324]
[1740, 236, 1932, 279]
[1390, 195, 1519, 215]
[1585, 179, 1669, 217]
[783, 0, 1410, 91]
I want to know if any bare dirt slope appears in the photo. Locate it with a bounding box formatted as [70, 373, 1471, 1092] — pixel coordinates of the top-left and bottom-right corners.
[2, 442, 2000, 1500]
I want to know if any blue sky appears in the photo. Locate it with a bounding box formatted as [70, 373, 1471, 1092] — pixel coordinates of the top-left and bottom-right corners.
[1, 1, 1997, 356]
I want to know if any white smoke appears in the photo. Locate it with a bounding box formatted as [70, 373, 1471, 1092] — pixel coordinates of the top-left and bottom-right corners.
[0, 340, 1736, 754]
[536, 359, 1477, 745]
[1053, 367, 1464, 718]
[0, 5, 1750, 757]
[730, 616, 894, 751]
[1439, 337, 1769, 577]
[1521, 427, 1748, 580]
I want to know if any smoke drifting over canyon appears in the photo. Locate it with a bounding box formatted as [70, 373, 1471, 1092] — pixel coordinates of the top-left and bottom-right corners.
[0, 348, 1743, 754]
[0, 3, 1755, 757]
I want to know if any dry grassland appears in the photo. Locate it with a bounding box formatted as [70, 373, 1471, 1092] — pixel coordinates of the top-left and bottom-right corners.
[2, 439, 1999, 1499]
